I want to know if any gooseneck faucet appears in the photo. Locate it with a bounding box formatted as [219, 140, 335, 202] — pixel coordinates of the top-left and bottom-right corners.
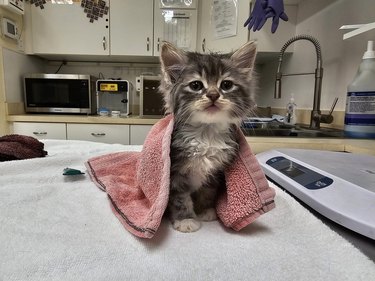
[275, 34, 337, 129]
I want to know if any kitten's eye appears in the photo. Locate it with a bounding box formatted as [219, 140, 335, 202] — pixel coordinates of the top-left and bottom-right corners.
[189, 81, 204, 91]
[220, 80, 234, 91]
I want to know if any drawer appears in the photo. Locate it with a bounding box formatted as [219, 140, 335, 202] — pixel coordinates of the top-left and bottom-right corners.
[12, 122, 67, 140]
[67, 124, 130, 144]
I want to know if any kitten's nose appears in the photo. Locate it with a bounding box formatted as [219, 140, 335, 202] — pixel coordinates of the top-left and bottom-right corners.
[206, 91, 220, 102]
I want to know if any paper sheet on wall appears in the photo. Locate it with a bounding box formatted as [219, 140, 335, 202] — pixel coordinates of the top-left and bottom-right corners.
[212, 0, 238, 39]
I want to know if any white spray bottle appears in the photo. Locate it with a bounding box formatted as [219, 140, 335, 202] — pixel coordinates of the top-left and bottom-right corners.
[344, 40, 375, 138]
[284, 93, 297, 125]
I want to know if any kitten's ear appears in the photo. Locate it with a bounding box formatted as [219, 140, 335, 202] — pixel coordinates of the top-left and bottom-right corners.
[230, 41, 257, 70]
[160, 41, 187, 83]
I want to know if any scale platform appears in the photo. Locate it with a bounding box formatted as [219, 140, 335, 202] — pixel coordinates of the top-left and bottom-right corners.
[256, 148, 375, 240]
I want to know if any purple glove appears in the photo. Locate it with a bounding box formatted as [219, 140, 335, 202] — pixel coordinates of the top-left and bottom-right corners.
[266, 0, 289, 33]
[244, 0, 271, 32]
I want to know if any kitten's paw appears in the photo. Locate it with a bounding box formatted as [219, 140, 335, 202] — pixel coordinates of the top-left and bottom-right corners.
[197, 208, 217, 221]
[173, 219, 201, 233]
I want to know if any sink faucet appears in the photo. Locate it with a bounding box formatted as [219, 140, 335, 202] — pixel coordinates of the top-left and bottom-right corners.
[274, 34, 337, 129]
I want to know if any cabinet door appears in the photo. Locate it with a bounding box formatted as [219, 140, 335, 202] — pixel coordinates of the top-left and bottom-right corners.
[129, 125, 153, 145]
[110, 0, 153, 56]
[31, 2, 109, 55]
[67, 124, 130, 144]
[197, 0, 250, 54]
[154, 3, 198, 55]
[12, 122, 67, 140]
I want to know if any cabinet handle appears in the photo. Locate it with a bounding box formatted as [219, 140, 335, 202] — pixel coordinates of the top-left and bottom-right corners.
[147, 37, 150, 52]
[91, 132, 106, 137]
[157, 38, 160, 52]
[202, 38, 206, 52]
[102, 36, 107, 50]
[33, 131, 47, 136]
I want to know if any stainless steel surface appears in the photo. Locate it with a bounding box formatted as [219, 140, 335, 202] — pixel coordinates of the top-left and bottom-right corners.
[25, 107, 93, 114]
[274, 35, 337, 130]
[242, 121, 344, 138]
[24, 73, 91, 80]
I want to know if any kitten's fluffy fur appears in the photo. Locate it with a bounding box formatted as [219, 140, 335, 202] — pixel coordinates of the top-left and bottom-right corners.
[160, 42, 257, 232]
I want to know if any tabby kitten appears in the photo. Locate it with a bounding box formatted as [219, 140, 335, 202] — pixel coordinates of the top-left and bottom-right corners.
[159, 41, 257, 232]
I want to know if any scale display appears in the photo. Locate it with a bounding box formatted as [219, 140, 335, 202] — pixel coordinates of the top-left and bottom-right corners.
[97, 80, 128, 92]
[266, 156, 333, 190]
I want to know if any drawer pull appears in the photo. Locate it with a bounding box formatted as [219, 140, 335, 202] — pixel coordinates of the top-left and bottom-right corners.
[33, 131, 47, 136]
[91, 132, 106, 137]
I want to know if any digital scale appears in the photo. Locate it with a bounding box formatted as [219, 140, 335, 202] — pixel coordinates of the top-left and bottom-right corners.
[256, 148, 375, 240]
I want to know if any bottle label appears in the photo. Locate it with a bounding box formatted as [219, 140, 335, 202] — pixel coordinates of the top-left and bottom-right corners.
[345, 92, 375, 125]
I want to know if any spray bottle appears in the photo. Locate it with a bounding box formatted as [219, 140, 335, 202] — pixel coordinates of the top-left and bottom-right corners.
[344, 41, 375, 138]
[284, 93, 297, 125]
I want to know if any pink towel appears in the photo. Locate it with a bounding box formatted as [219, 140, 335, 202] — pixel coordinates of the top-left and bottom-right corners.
[86, 114, 275, 238]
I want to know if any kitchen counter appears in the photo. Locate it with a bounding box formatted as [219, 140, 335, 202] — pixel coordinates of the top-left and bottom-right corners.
[7, 114, 375, 156]
[246, 136, 375, 156]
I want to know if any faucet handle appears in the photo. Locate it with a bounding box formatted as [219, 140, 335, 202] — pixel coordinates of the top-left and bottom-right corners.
[320, 97, 338, 124]
[329, 97, 339, 116]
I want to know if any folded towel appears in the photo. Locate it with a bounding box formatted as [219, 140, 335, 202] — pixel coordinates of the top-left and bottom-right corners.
[0, 134, 47, 162]
[86, 114, 275, 238]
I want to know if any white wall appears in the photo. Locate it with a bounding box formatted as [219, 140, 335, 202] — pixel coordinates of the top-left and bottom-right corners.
[2, 48, 44, 102]
[257, 0, 375, 112]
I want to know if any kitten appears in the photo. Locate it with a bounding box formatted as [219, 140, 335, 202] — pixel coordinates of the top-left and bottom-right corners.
[159, 41, 257, 233]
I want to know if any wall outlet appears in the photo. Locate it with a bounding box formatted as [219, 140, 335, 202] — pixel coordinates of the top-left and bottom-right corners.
[135, 76, 141, 92]
[17, 38, 24, 51]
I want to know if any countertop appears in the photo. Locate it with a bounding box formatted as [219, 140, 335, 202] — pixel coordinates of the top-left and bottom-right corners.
[7, 114, 375, 155]
[245, 136, 375, 155]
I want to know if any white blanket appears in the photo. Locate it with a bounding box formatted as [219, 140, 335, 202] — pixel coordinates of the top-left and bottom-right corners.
[0, 139, 374, 281]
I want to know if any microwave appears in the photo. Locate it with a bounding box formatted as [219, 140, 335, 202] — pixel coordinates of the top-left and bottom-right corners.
[24, 73, 97, 114]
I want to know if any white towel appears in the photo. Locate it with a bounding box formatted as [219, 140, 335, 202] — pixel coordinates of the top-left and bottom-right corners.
[0, 139, 374, 281]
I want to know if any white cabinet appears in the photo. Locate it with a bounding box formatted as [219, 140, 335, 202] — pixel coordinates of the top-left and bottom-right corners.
[197, 0, 297, 54]
[29, 0, 198, 57]
[130, 125, 152, 145]
[11, 122, 153, 145]
[67, 124, 130, 144]
[12, 122, 67, 140]
[30, 2, 110, 55]
[110, 0, 153, 56]
[153, 1, 198, 56]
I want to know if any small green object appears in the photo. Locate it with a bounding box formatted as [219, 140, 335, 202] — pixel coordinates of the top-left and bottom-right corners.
[63, 168, 85, 176]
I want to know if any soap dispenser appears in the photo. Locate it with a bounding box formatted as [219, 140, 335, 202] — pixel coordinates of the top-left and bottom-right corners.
[344, 40, 375, 138]
[284, 94, 297, 125]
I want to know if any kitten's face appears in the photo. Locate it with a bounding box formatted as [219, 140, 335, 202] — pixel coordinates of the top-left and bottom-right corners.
[160, 42, 257, 125]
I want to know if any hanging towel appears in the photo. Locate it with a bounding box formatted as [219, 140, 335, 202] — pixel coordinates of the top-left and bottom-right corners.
[0, 134, 47, 162]
[86, 114, 275, 238]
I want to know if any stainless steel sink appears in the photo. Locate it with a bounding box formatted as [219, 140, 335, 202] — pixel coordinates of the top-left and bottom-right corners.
[241, 122, 344, 138]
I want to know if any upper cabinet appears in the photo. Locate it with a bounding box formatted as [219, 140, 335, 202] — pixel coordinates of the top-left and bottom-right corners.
[30, 2, 110, 56]
[153, 0, 198, 56]
[28, 0, 296, 58]
[110, 0, 153, 56]
[29, 0, 198, 58]
[197, 0, 297, 54]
